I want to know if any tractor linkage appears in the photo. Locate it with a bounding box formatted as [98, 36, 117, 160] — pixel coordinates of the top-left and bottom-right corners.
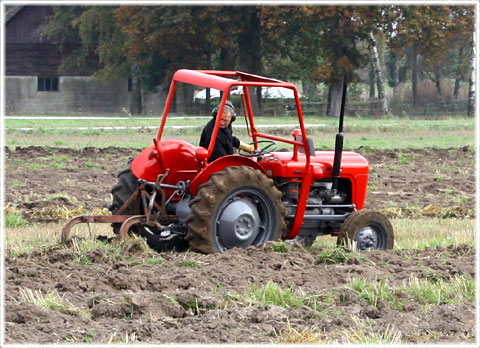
[61, 170, 187, 243]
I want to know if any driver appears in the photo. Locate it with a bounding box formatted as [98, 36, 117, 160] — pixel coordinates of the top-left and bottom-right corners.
[200, 100, 254, 162]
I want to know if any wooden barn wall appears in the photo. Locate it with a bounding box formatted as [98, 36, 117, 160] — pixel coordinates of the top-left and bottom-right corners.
[6, 6, 94, 76]
[6, 6, 54, 44]
[6, 44, 92, 76]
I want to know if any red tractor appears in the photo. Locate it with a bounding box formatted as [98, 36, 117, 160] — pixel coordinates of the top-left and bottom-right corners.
[63, 69, 394, 253]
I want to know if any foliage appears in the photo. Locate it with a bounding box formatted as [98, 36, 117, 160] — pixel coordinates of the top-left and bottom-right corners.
[43, 6, 129, 79]
[37, 5, 478, 112]
[261, 6, 379, 84]
[383, 5, 474, 105]
[385, 6, 474, 67]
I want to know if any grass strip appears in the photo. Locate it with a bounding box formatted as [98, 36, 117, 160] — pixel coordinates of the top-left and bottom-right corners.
[346, 275, 475, 310]
[18, 287, 90, 318]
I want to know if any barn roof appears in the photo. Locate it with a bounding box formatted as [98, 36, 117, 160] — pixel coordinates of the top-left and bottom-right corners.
[5, 5, 24, 22]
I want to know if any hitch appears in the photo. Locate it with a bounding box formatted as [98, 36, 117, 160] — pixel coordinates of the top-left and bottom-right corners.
[61, 171, 187, 244]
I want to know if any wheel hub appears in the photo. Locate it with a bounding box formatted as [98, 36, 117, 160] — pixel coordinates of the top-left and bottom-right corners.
[217, 199, 260, 249]
[355, 226, 378, 250]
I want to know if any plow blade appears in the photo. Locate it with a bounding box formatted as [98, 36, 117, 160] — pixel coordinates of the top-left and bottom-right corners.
[61, 214, 146, 243]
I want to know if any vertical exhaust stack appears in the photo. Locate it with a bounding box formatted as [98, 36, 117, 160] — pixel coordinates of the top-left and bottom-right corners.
[331, 75, 348, 195]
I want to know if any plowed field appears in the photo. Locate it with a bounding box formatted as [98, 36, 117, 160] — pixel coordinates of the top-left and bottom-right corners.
[4, 146, 476, 344]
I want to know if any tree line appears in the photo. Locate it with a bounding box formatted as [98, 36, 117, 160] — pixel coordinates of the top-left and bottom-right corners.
[43, 5, 475, 116]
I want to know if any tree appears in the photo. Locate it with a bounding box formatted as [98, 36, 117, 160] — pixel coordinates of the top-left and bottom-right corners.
[42, 6, 96, 73]
[468, 31, 475, 117]
[385, 5, 474, 108]
[45, 5, 474, 116]
[369, 31, 388, 112]
[116, 6, 257, 112]
[448, 6, 475, 105]
[261, 6, 380, 116]
[44, 6, 143, 114]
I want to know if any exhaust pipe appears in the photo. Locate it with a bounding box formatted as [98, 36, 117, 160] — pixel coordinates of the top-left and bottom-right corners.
[331, 75, 348, 194]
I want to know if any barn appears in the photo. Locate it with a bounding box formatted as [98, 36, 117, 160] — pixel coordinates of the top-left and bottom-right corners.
[4, 5, 168, 115]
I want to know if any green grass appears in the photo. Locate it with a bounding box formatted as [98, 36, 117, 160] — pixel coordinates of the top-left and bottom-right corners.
[247, 281, 304, 309]
[183, 259, 200, 268]
[5, 217, 474, 258]
[5, 212, 28, 228]
[5, 115, 474, 150]
[70, 234, 155, 264]
[275, 318, 403, 344]
[340, 320, 403, 344]
[18, 287, 90, 318]
[8, 180, 21, 190]
[46, 192, 74, 201]
[407, 276, 475, 304]
[271, 241, 290, 252]
[317, 246, 365, 264]
[4, 114, 473, 129]
[236, 275, 472, 344]
[3, 222, 154, 258]
[346, 275, 475, 311]
[392, 218, 475, 250]
[347, 278, 399, 308]
[397, 153, 413, 164]
[86, 162, 100, 168]
[225, 281, 303, 309]
[7, 156, 72, 169]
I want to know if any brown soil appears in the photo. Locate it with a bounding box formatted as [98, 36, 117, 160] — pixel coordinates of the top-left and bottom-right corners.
[4, 146, 476, 344]
[4, 146, 475, 220]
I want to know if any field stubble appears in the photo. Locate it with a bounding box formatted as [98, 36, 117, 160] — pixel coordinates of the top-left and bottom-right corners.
[3, 140, 476, 344]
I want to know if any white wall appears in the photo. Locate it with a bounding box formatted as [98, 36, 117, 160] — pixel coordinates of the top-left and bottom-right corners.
[5, 76, 168, 115]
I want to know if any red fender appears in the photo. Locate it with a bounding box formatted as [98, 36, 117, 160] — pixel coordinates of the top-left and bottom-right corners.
[131, 141, 200, 185]
[131, 145, 162, 182]
[188, 155, 268, 195]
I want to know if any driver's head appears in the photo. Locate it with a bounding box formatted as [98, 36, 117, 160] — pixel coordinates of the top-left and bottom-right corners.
[219, 104, 234, 128]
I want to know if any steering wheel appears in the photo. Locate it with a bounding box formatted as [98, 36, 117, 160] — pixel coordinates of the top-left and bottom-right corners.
[239, 140, 278, 157]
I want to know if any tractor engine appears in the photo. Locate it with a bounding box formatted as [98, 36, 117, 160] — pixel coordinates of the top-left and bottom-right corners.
[280, 180, 351, 246]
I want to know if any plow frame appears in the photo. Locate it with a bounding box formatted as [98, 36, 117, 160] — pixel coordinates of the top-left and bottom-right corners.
[61, 172, 183, 243]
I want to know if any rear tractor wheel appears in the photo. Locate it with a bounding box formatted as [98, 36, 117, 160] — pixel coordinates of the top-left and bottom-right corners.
[186, 166, 286, 254]
[337, 210, 394, 251]
[109, 164, 138, 219]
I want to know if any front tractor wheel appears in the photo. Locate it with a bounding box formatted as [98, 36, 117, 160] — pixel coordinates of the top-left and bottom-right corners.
[186, 166, 286, 254]
[337, 210, 394, 251]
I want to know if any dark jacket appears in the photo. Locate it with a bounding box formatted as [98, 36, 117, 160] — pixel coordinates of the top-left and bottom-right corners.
[199, 118, 240, 162]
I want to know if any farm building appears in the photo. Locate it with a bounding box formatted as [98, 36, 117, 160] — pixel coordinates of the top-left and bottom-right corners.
[4, 5, 168, 115]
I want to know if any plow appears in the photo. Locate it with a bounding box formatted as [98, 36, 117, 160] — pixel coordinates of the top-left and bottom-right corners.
[62, 171, 190, 251]
[62, 69, 394, 254]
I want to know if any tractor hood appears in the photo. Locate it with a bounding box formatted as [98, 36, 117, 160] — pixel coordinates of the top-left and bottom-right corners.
[258, 150, 368, 179]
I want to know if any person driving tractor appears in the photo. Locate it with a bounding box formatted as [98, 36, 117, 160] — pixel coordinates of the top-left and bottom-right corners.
[199, 100, 254, 162]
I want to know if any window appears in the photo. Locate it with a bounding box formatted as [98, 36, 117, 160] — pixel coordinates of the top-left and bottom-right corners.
[38, 77, 59, 92]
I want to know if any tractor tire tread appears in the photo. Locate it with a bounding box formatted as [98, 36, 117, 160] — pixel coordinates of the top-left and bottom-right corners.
[186, 166, 286, 254]
[109, 165, 138, 215]
[337, 210, 394, 250]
